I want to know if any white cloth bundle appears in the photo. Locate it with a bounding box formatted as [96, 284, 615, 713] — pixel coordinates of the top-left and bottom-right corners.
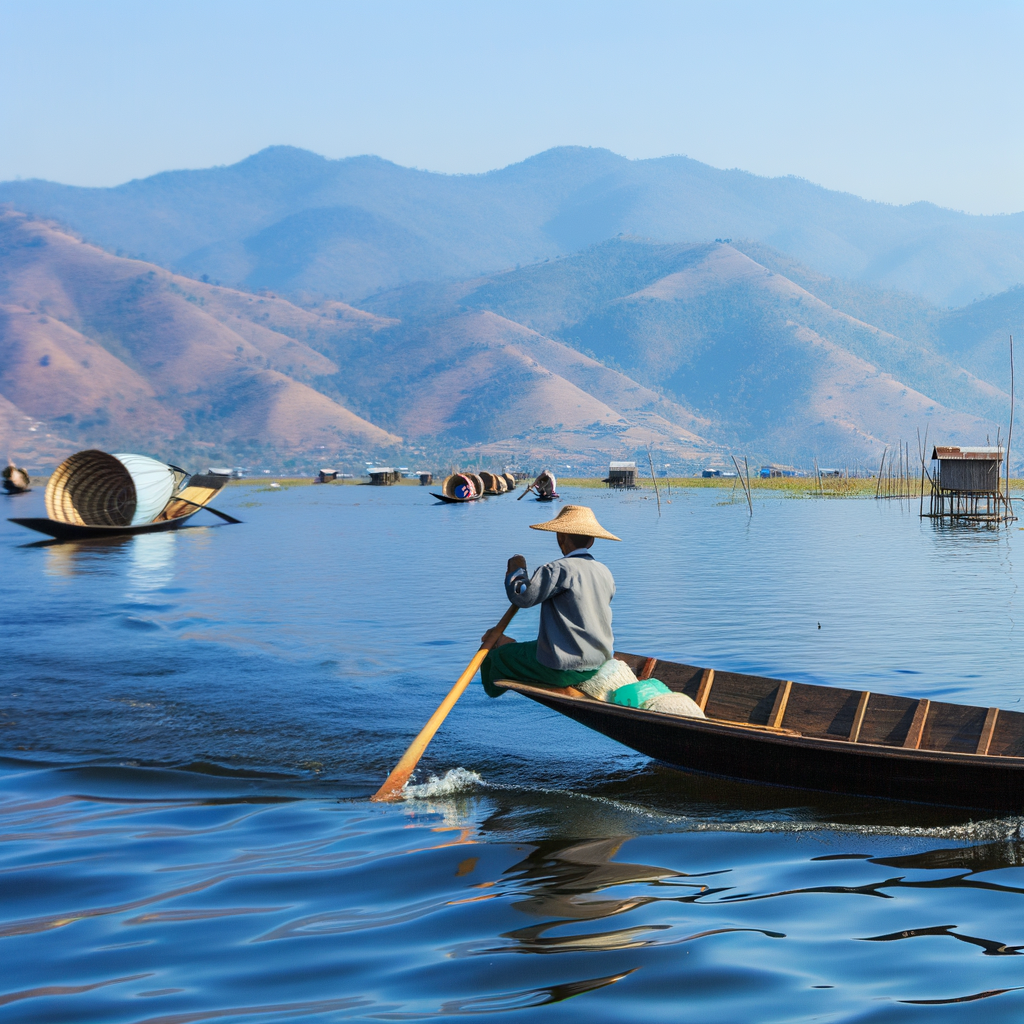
[580, 658, 706, 719]
[579, 657, 637, 700]
[642, 692, 706, 718]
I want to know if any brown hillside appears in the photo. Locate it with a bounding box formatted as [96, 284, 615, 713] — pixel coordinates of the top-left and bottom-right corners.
[324, 309, 724, 465]
[0, 211, 400, 465]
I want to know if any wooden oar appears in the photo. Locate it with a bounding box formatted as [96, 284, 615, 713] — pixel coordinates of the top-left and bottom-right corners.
[517, 484, 535, 501]
[169, 495, 243, 524]
[371, 604, 519, 802]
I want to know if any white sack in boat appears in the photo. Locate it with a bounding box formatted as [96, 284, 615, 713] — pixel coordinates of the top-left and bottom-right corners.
[643, 692, 706, 718]
[112, 454, 176, 525]
[579, 658, 637, 700]
[580, 658, 706, 718]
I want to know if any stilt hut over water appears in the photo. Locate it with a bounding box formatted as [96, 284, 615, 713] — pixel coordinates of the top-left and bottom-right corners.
[926, 446, 1014, 522]
[368, 467, 402, 485]
[604, 461, 638, 489]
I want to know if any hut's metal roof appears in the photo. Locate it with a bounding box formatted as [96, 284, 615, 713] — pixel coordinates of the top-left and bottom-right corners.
[609, 461, 636, 469]
[931, 446, 1004, 461]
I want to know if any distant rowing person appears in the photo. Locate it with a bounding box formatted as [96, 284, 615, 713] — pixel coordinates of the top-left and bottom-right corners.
[531, 469, 557, 499]
[480, 505, 619, 697]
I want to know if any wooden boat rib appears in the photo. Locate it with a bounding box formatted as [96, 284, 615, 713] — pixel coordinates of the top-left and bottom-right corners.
[498, 652, 1024, 811]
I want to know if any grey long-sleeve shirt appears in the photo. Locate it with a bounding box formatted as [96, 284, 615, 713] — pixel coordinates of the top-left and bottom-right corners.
[505, 549, 615, 670]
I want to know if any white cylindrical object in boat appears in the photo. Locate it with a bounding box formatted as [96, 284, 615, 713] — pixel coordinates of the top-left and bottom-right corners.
[112, 454, 176, 525]
[45, 449, 177, 527]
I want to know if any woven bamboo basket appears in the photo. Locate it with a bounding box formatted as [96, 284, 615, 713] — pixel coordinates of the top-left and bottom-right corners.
[479, 472, 507, 495]
[45, 450, 175, 526]
[441, 473, 478, 500]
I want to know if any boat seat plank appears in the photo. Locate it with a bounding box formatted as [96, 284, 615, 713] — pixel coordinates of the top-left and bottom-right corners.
[848, 691, 871, 743]
[695, 669, 714, 711]
[903, 699, 931, 749]
[767, 680, 792, 729]
[977, 708, 1000, 756]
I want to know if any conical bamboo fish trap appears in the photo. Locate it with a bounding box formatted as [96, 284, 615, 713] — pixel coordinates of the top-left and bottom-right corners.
[441, 473, 478, 500]
[467, 473, 486, 498]
[501, 473, 516, 490]
[45, 450, 175, 527]
[479, 471, 506, 494]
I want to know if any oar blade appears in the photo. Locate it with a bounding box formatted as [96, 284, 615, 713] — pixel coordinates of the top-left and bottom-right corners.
[370, 605, 518, 802]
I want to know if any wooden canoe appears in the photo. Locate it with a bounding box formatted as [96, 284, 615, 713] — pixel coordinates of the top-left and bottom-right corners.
[499, 652, 1024, 811]
[10, 473, 231, 540]
[430, 492, 481, 504]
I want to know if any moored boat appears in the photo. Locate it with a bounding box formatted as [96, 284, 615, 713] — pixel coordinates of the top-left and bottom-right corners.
[432, 470, 516, 503]
[479, 471, 507, 495]
[432, 472, 482, 503]
[498, 652, 1024, 811]
[2, 464, 31, 494]
[9, 449, 236, 540]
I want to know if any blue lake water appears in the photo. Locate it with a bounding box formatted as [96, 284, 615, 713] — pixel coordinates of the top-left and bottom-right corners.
[4, 482, 1024, 1022]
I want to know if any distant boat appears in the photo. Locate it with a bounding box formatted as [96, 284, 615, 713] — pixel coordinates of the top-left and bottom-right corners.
[9, 449, 238, 540]
[432, 473, 484, 503]
[2, 464, 30, 494]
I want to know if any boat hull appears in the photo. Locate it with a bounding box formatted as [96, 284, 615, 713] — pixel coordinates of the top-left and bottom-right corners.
[430, 492, 480, 504]
[9, 511, 201, 540]
[500, 677, 1024, 812]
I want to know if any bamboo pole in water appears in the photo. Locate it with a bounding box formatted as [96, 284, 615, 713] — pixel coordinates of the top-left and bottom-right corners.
[732, 455, 752, 515]
[646, 444, 661, 516]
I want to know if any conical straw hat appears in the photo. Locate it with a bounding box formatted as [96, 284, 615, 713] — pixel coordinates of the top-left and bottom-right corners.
[530, 504, 621, 541]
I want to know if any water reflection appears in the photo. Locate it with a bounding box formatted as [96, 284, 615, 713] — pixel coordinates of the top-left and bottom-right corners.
[862, 924, 1024, 956]
[127, 533, 176, 590]
[41, 535, 136, 578]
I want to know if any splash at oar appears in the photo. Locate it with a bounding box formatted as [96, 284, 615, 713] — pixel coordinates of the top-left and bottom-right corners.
[370, 605, 518, 802]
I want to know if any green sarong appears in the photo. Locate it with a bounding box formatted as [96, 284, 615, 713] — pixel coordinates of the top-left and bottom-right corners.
[480, 640, 600, 698]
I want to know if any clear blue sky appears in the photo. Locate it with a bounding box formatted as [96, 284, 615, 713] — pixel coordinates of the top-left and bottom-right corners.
[2, 0, 1022, 214]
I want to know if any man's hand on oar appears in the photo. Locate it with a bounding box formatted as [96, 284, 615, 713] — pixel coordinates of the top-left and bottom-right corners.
[370, 604, 519, 803]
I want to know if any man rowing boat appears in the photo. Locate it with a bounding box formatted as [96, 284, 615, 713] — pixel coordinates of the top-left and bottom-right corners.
[480, 504, 620, 697]
[531, 469, 557, 500]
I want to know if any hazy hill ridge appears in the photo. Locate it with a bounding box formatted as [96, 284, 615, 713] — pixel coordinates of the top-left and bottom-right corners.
[4, 146, 1024, 306]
